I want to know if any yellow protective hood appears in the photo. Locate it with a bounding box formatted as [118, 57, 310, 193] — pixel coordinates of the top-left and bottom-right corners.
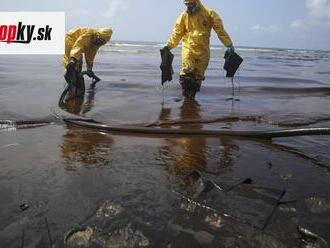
[96, 28, 113, 42]
[196, 0, 203, 8]
[186, 0, 204, 13]
[185, 0, 202, 6]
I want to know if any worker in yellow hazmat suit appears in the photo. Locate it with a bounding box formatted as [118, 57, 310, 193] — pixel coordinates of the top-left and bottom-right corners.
[165, 0, 234, 99]
[63, 28, 112, 95]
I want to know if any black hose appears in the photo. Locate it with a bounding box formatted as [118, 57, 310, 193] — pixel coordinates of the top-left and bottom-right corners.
[64, 119, 330, 139]
[0, 118, 55, 130]
[3, 115, 330, 139]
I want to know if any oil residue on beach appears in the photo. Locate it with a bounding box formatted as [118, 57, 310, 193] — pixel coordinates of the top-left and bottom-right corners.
[0, 42, 330, 247]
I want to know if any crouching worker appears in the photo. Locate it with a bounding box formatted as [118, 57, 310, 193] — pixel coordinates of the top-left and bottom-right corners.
[165, 0, 234, 99]
[63, 28, 112, 98]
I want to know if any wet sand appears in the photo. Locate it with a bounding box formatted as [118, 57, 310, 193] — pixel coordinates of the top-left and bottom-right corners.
[1, 43, 330, 247]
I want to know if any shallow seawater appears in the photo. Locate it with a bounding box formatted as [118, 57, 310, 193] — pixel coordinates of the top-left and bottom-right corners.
[0, 43, 330, 247]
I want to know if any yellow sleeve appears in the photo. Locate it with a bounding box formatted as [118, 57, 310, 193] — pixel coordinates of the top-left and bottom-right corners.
[69, 34, 91, 62]
[85, 47, 98, 70]
[210, 10, 233, 47]
[167, 13, 186, 49]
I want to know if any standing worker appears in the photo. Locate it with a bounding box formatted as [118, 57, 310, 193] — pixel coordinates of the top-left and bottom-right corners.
[63, 27, 113, 97]
[164, 0, 234, 99]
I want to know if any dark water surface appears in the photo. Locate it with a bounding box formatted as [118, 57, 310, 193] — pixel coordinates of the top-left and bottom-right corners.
[1, 43, 330, 247]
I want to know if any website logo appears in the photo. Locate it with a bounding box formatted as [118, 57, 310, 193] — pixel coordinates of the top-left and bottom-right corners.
[0, 22, 53, 44]
[0, 12, 65, 55]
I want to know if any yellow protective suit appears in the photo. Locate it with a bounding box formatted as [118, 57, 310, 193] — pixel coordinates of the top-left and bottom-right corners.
[167, 0, 232, 80]
[63, 28, 112, 71]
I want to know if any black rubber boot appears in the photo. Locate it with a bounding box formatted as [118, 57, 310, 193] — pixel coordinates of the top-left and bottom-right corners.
[179, 76, 190, 98]
[195, 80, 202, 92]
[187, 78, 201, 99]
[180, 76, 201, 99]
[73, 74, 85, 98]
[65, 73, 85, 100]
[187, 82, 198, 99]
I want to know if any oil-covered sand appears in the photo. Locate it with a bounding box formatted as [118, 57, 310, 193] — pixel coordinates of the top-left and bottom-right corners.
[0, 43, 330, 247]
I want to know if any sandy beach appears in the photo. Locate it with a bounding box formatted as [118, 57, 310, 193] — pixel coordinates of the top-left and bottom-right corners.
[1, 42, 330, 247]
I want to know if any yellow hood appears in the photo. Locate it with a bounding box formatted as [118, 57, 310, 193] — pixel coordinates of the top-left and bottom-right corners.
[185, 0, 204, 13]
[97, 28, 113, 42]
[195, 0, 203, 9]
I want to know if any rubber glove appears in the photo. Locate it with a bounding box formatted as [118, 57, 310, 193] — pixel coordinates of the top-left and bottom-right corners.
[85, 69, 95, 78]
[226, 45, 235, 56]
